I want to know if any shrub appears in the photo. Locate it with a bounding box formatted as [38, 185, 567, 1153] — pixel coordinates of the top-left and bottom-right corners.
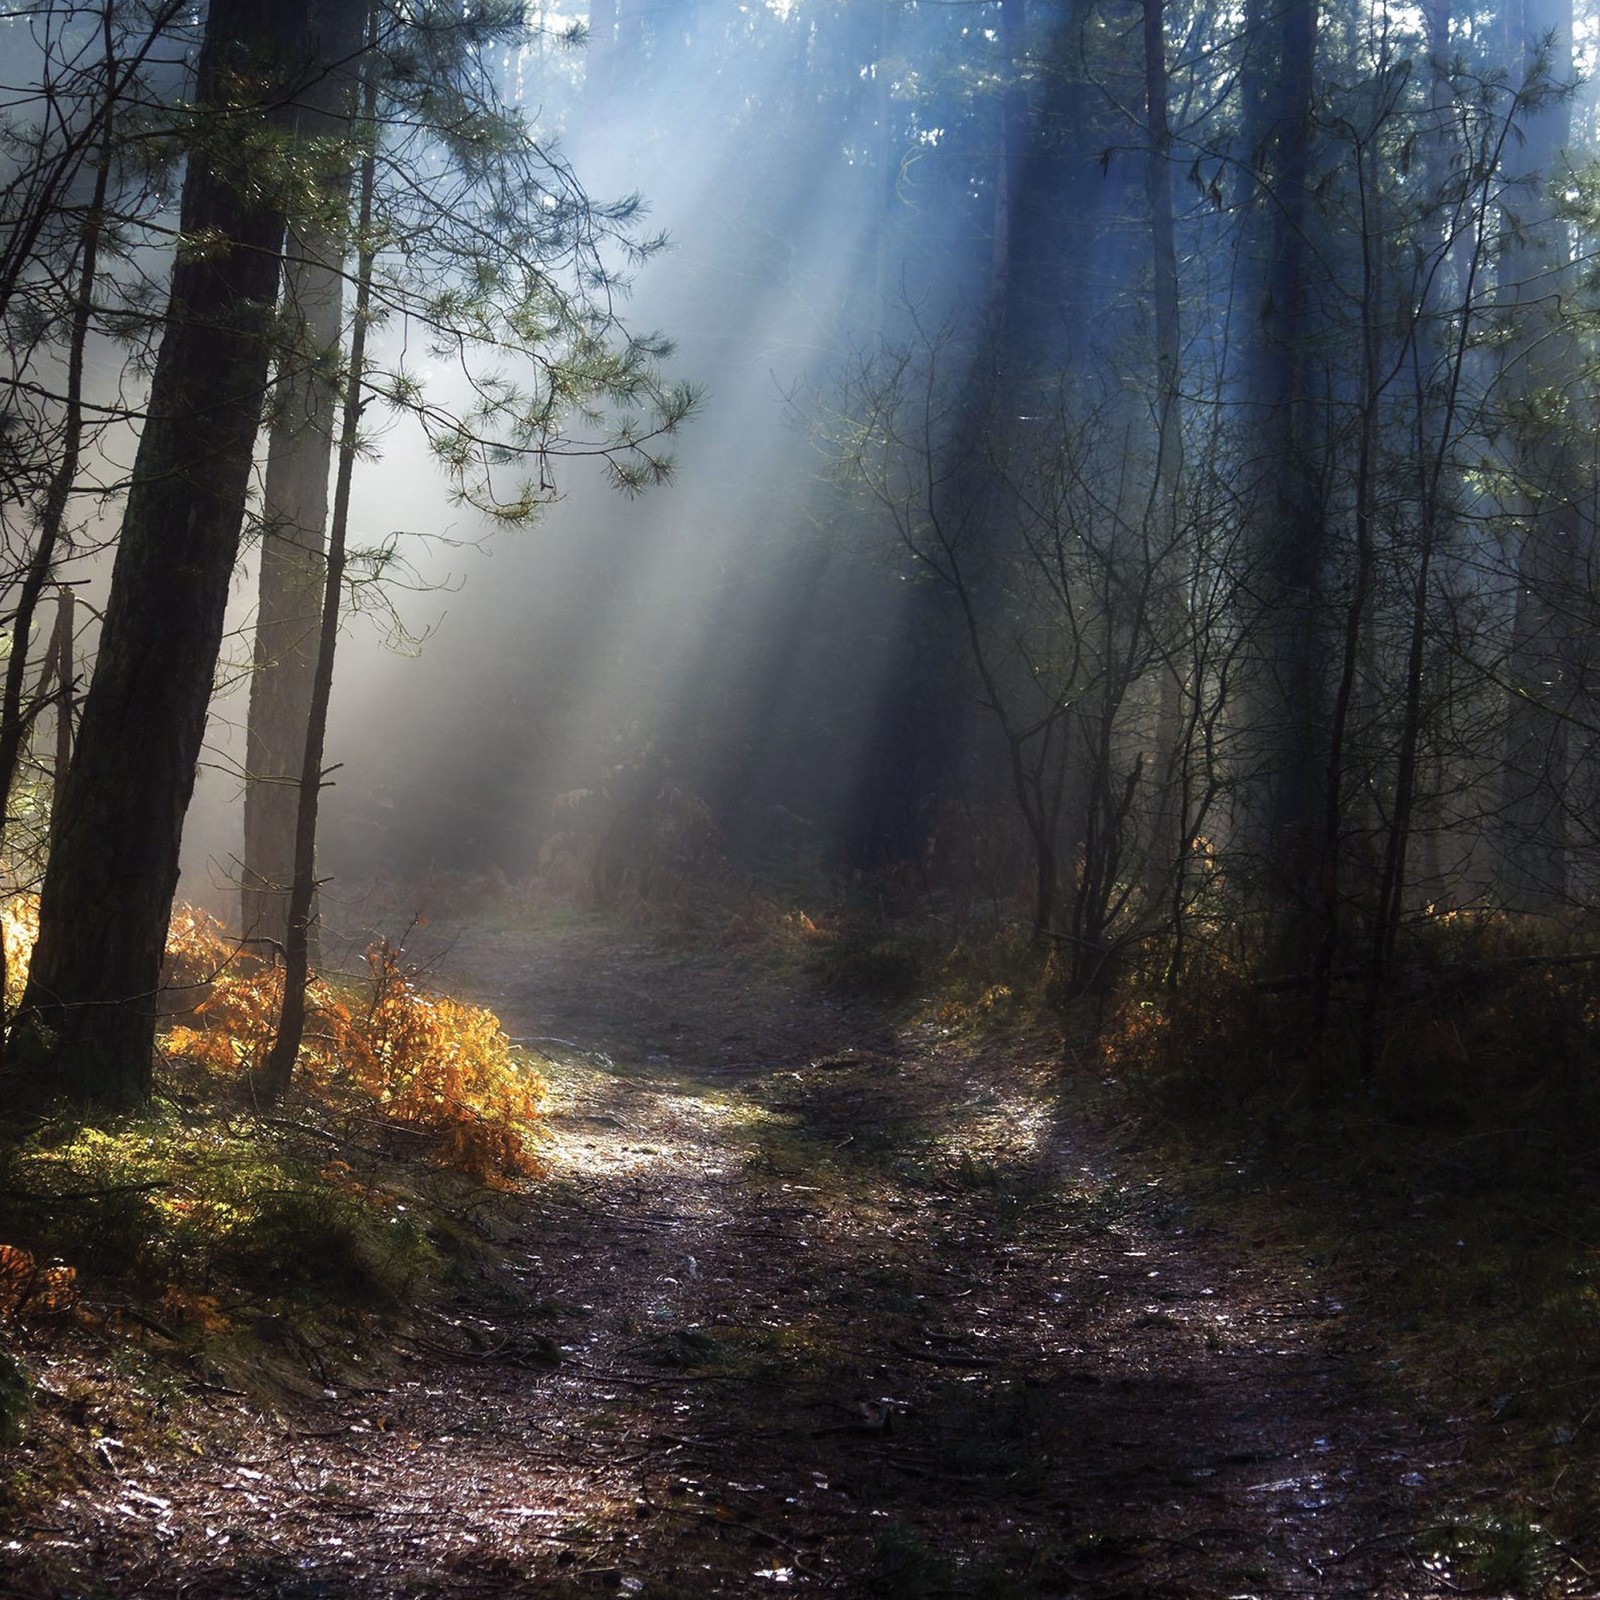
[0, 899, 540, 1333]
[0, 894, 37, 1013]
[214, 1183, 435, 1308]
[1098, 959, 1297, 1114]
[163, 922, 546, 1186]
[0, 1116, 442, 1319]
[0, 1243, 77, 1320]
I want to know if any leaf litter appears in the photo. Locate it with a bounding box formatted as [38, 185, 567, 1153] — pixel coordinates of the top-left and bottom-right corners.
[0, 914, 1586, 1597]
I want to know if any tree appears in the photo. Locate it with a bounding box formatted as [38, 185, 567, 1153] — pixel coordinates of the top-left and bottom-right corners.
[1230, 0, 1330, 968]
[4, 0, 321, 1108]
[241, 2, 689, 955]
[257, 49, 381, 1102]
[241, 0, 372, 956]
[0, 2, 193, 874]
[1493, 0, 1582, 912]
[235, 2, 694, 1095]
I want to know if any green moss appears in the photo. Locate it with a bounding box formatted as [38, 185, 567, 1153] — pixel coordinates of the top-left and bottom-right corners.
[0, 1105, 443, 1339]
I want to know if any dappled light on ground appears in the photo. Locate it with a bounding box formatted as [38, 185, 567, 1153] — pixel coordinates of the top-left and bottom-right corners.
[3, 916, 1588, 1597]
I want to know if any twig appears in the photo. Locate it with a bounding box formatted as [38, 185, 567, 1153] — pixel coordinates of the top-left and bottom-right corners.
[891, 1341, 992, 1369]
[87, 1301, 177, 1340]
[0, 1180, 165, 1202]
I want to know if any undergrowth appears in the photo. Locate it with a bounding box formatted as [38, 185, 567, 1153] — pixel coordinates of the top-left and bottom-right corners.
[788, 898, 1048, 1031]
[164, 909, 545, 1187]
[0, 901, 546, 1371]
[1095, 909, 1600, 1555]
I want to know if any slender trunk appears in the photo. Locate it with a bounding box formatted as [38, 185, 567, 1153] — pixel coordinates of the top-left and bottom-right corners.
[45, 589, 75, 844]
[241, 240, 341, 956]
[257, 61, 380, 1102]
[990, 0, 1027, 335]
[1141, 0, 1186, 925]
[242, 0, 370, 955]
[1312, 129, 1382, 1036]
[4, 0, 313, 1110]
[1496, 0, 1577, 912]
[871, 0, 899, 330]
[1363, 28, 1505, 1072]
[0, 12, 113, 854]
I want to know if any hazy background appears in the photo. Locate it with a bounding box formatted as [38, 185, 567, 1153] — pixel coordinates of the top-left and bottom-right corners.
[181, 3, 973, 921]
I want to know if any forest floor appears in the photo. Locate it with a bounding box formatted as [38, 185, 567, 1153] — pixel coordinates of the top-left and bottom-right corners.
[1, 906, 1591, 1598]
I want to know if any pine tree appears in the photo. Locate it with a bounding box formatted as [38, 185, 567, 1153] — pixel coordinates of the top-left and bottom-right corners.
[5, 0, 320, 1108]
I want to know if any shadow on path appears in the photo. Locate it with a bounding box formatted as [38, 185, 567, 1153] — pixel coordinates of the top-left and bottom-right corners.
[4, 917, 1470, 1597]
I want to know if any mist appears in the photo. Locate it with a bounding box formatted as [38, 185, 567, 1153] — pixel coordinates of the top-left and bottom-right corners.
[181, 2, 965, 923]
[155, 0, 1600, 991]
[12, 6, 1600, 1585]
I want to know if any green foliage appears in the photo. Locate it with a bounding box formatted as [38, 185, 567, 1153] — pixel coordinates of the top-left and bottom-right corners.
[0, 1115, 436, 1323]
[351, 2, 698, 520]
[212, 1183, 434, 1309]
[1419, 1513, 1560, 1595]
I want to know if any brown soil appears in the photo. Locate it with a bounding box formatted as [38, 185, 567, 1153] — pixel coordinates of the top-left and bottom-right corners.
[0, 914, 1558, 1597]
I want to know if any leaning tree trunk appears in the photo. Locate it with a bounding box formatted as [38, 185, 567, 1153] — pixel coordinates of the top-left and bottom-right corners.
[3, 0, 315, 1111]
[242, 0, 370, 958]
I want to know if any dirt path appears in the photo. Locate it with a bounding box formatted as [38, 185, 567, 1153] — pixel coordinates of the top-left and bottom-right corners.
[5, 918, 1487, 1597]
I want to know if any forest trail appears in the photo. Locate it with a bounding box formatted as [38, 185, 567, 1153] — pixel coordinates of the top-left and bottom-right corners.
[9, 916, 1481, 1597]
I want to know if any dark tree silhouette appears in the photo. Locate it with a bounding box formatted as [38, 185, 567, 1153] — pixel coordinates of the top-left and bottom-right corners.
[5, 0, 324, 1108]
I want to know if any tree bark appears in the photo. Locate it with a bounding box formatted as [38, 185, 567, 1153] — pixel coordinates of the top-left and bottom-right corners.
[4, 0, 314, 1110]
[44, 588, 76, 844]
[1233, 0, 1326, 968]
[1496, 0, 1578, 913]
[242, 0, 369, 957]
[257, 46, 379, 1103]
[1140, 0, 1187, 925]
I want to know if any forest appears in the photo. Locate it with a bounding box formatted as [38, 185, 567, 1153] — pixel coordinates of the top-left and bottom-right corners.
[4, 0, 1600, 1593]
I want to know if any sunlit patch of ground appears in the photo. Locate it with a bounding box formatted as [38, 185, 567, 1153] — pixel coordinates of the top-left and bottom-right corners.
[2, 911, 1587, 1597]
[535, 1053, 766, 1181]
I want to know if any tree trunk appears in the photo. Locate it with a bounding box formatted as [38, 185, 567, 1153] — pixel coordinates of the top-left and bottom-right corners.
[4, 0, 313, 1110]
[990, 0, 1027, 333]
[45, 588, 76, 844]
[257, 49, 379, 1103]
[1495, 0, 1578, 913]
[242, 0, 370, 957]
[1233, 0, 1326, 969]
[1140, 0, 1187, 925]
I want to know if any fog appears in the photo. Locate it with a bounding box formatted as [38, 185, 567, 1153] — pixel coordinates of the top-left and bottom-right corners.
[150, 0, 1600, 968]
[182, 3, 955, 921]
